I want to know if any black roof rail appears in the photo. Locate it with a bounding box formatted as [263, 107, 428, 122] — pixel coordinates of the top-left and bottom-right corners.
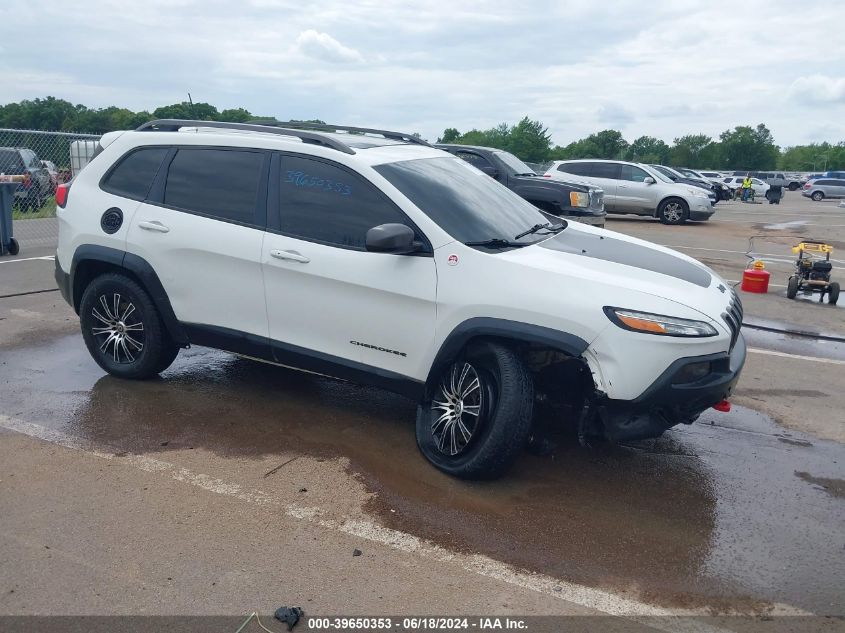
[134, 119, 356, 155]
[249, 120, 432, 148]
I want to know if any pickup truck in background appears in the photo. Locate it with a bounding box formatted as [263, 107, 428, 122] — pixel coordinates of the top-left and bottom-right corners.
[435, 144, 607, 227]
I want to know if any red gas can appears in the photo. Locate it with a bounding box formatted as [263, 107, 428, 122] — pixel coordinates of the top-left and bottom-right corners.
[741, 263, 770, 293]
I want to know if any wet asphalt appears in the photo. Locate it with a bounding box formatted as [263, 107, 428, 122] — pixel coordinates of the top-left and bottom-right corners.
[1, 334, 843, 615]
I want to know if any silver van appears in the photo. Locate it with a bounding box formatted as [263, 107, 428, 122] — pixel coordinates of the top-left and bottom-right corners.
[802, 178, 845, 201]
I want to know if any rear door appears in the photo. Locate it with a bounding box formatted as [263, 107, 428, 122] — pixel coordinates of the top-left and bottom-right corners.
[125, 146, 270, 349]
[556, 162, 618, 210]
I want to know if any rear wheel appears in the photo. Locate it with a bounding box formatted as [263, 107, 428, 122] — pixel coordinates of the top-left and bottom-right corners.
[416, 341, 534, 479]
[658, 198, 689, 225]
[811, 191, 824, 201]
[7, 237, 19, 256]
[829, 282, 840, 305]
[79, 273, 179, 379]
[787, 276, 799, 299]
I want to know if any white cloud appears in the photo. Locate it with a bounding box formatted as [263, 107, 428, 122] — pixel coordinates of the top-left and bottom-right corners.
[788, 75, 845, 105]
[293, 30, 364, 64]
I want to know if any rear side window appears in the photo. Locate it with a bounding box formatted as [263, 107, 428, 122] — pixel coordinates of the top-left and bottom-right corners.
[102, 147, 168, 201]
[164, 148, 264, 224]
[816, 180, 834, 185]
[558, 163, 589, 176]
[278, 155, 417, 250]
[592, 162, 621, 179]
[0, 150, 24, 174]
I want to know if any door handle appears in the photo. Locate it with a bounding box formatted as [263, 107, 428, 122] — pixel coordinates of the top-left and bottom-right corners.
[138, 220, 170, 233]
[270, 249, 310, 264]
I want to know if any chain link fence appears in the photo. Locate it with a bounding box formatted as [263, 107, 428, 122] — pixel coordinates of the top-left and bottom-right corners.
[1, 128, 101, 252]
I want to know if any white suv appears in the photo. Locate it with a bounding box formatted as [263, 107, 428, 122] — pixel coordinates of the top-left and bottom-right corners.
[55, 120, 745, 479]
[544, 159, 715, 225]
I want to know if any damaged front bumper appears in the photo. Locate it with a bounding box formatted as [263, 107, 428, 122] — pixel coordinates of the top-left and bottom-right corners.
[595, 334, 746, 442]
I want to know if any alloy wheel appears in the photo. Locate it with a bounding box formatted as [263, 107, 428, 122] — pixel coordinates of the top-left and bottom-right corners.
[664, 202, 683, 223]
[91, 293, 145, 363]
[431, 361, 485, 456]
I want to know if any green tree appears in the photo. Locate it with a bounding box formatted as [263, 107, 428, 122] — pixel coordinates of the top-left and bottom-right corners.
[502, 117, 551, 163]
[626, 136, 670, 164]
[438, 127, 461, 143]
[219, 107, 253, 122]
[670, 134, 713, 168]
[719, 124, 779, 170]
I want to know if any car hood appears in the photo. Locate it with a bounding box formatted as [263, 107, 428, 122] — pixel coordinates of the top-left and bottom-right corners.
[510, 173, 596, 193]
[500, 225, 733, 325]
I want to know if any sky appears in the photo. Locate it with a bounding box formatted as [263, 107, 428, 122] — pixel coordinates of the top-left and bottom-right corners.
[1, 0, 844, 148]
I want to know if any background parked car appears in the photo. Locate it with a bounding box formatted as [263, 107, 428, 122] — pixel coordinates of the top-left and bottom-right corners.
[649, 165, 718, 205]
[0, 147, 51, 211]
[802, 178, 845, 201]
[40, 159, 59, 192]
[722, 176, 770, 198]
[544, 159, 715, 225]
[822, 170, 845, 179]
[675, 167, 733, 201]
[435, 144, 607, 226]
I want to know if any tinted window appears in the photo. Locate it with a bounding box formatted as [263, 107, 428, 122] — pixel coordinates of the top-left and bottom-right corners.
[558, 163, 589, 176]
[620, 164, 649, 182]
[592, 162, 621, 179]
[455, 151, 493, 170]
[375, 157, 551, 246]
[164, 148, 263, 223]
[0, 149, 24, 174]
[102, 147, 168, 200]
[279, 155, 416, 250]
[816, 180, 834, 185]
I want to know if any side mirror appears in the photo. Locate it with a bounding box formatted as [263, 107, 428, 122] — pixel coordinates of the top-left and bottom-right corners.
[643, 177, 655, 184]
[366, 223, 418, 254]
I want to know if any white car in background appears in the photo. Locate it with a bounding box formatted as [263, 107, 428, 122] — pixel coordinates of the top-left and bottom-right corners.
[722, 176, 770, 197]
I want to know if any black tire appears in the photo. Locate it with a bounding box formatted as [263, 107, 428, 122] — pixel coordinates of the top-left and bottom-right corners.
[416, 341, 534, 479]
[79, 273, 179, 379]
[657, 198, 689, 225]
[787, 276, 799, 299]
[7, 237, 19, 256]
[789, 183, 799, 191]
[829, 282, 840, 306]
[811, 191, 824, 201]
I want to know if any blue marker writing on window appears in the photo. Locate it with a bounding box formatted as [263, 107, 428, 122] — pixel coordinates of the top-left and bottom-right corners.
[284, 170, 352, 196]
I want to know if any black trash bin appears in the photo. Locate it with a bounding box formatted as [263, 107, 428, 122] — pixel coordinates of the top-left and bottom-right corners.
[765, 177, 786, 205]
[0, 181, 21, 256]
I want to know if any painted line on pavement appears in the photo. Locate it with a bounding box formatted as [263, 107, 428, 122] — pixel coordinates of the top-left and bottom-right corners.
[0, 255, 55, 264]
[748, 348, 845, 365]
[0, 413, 788, 628]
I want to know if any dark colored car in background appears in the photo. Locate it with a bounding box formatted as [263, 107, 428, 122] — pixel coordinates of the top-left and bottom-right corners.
[0, 147, 51, 211]
[435, 144, 607, 227]
[650, 164, 719, 204]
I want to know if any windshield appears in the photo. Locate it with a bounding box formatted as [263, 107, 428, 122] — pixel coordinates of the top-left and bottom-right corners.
[646, 165, 675, 183]
[494, 151, 535, 175]
[374, 157, 553, 246]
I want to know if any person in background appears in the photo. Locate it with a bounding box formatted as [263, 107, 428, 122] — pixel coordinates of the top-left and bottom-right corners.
[741, 174, 753, 202]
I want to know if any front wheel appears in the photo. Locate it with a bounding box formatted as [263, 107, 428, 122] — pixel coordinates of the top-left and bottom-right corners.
[811, 191, 824, 201]
[787, 276, 799, 299]
[658, 198, 689, 225]
[79, 273, 179, 379]
[416, 342, 534, 479]
[829, 282, 840, 305]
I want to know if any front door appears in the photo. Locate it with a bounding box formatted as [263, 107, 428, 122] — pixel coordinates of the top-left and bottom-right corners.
[261, 153, 437, 388]
[617, 164, 656, 213]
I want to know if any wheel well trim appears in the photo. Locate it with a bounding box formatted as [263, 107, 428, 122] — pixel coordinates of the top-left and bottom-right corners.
[70, 244, 189, 346]
[427, 317, 589, 388]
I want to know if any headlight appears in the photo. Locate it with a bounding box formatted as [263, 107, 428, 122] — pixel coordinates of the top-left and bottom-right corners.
[603, 307, 718, 337]
[569, 191, 589, 207]
[687, 188, 709, 198]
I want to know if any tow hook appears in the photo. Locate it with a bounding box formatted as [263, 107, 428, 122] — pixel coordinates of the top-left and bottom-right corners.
[713, 400, 731, 412]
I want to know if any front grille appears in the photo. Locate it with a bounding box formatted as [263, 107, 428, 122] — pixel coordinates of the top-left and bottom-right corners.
[722, 289, 743, 351]
[590, 190, 604, 211]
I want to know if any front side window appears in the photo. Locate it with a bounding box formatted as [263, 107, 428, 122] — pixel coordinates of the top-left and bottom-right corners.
[102, 147, 168, 201]
[620, 164, 649, 182]
[374, 157, 553, 246]
[279, 155, 418, 250]
[164, 148, 264, 224]
[455, 151, 492, 170]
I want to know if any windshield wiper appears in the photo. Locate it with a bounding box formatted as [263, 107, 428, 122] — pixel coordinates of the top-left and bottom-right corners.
[464, 238, 529, 249]
[514, 222, 566, 240]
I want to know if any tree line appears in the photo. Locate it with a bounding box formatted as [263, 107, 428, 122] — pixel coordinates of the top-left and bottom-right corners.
[1, 97, 842, 171]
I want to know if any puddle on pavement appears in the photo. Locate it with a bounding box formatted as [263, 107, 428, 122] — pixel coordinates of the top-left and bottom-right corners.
[1, 335, 844, 615]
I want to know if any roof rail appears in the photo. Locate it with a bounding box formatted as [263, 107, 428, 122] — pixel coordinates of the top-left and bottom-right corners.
[134, 119, 356, 155]
[249, 120, 432, 148]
